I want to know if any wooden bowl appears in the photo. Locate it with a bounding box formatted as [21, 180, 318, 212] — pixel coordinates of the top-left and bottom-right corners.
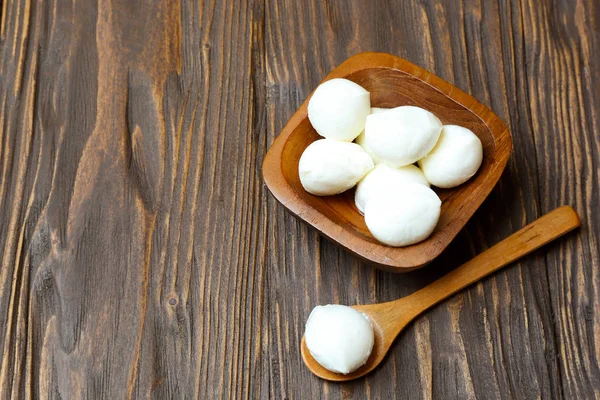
[262, 52, 512, 272]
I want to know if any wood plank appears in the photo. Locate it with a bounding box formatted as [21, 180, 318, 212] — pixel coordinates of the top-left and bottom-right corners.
[521, 0, 600, 397]
[0, 0, 268, 397]
[264, 0, 563, 398]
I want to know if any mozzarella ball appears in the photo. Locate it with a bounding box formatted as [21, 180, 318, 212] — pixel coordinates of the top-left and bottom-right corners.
[418, 125, 483, 188]
[364, 106, 442, 167]
[355, 164, 429, 214]
[370, 107, 389, 114]
[365, 183, 441, 246]
[308, 78, 371, 141]
[299, 139, 374, 196]
[305, 304, 374, 374]
[355, 108, 389, 164]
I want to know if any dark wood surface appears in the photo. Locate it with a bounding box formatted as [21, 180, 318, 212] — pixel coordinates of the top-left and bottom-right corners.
[0, 0, 598, 398]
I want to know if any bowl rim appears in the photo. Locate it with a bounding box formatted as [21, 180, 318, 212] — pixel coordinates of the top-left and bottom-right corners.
[262, 52, 512, 272]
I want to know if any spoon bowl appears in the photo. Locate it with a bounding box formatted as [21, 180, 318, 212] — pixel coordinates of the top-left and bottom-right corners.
[301, 301, 412, 381]
[301, 206, 580, 381]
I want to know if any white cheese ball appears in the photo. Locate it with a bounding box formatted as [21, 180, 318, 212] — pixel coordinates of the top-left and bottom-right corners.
[364, 106, 442, 167]
[299, 139, 374, 196]
[355, 164, 429, 214]
[418, 125, 483, 188]
[355, 107, 389, 164]
[305, 304, 374, 374]
[308, 78, 371, 142]
[369, 107, 389, 114]
[365, 183, 441, 247]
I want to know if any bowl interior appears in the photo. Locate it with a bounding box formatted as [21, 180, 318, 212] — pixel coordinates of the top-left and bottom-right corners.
[281, 67, 497, 244]
[264, 53, 511, 271]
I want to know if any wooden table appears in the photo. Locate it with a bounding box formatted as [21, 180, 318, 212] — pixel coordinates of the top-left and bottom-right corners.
[1, 0, 598, 398]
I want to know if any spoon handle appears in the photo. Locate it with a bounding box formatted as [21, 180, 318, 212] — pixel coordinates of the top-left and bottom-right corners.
[404, 205, 580, 318]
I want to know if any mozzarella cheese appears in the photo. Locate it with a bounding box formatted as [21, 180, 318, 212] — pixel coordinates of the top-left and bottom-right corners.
[364, 106, 442, 167]
[308, 78, 371, 141]
[418, 125, 483, 188]
[364, 183, 441, 246]
[299, 139, 374, 196]
[355, 164, 429, 214]
[354, 107, 389, 164]
[304, 304, 374, 374]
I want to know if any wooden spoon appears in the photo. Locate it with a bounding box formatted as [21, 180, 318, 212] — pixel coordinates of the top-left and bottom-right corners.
[301, 205, 580, 381]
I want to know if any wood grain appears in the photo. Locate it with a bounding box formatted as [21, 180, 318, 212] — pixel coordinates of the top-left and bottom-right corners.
[0, 0, 268, 398]
[521, 1, 600, 398]
[0, 0, 598, 399]
[264, 0, 598, 399]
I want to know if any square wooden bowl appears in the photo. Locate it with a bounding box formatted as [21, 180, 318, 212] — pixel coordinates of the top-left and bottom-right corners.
[262, 52, 512, 272]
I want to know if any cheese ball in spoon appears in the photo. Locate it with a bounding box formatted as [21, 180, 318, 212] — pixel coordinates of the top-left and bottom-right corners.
[308, 78, 371, 142]
[304, 304, 374, 374]
[365, 183, 441, 247]
[355, 164, 429, 214]
[364, 106, 442, 167]
[299, 139, 374, 196]
[418, 125, 483, 188]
